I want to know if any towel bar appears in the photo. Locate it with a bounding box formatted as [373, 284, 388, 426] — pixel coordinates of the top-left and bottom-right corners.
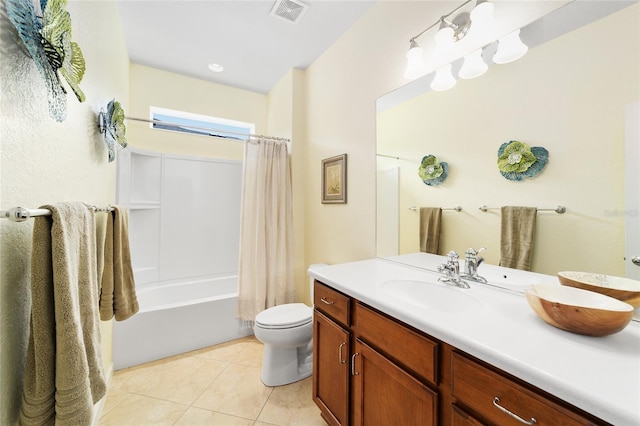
[409, 205, 462, 212]
[479, 205, 566, 214]
[1, 205, 114, 222]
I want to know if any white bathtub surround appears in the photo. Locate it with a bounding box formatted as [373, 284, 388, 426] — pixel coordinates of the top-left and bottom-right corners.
[238, 138, 294, 323]
[113, 276, 251, 369]
[116, 149, 248, 368]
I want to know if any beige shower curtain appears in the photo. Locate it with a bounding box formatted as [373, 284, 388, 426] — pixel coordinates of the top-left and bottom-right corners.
[237, 138, 294, 323]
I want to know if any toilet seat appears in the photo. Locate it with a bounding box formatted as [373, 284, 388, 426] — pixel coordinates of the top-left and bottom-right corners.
[255, 303, 312, 329]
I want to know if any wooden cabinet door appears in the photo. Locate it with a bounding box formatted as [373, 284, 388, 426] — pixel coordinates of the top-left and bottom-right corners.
[351, 339, 438, 426]
[313, 310, 350, 426]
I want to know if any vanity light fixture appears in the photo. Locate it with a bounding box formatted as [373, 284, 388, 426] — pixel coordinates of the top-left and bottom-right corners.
[470, 0, 494, 24]
[459, 48, 488, 79]
[403, 39, 425, 80]
[431, 64, 456, 91]
[436, 12, 471, 46]
[403, 0, 528, 89]
[493, 29, 529, 64]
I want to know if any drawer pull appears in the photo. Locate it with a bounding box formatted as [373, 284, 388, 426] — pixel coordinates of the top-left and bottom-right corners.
[351, 353, 360, 376]
[320, 297, 334, 305]
[493, 397, 537, 425]
[339, 342, 347, 364]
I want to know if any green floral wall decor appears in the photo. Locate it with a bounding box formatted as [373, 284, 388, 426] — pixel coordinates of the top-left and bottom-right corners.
[497, 141, 548, 181]
[418, 155, 448, 186]
[6, 0, 86, 122]
[98, 99, 127, 162]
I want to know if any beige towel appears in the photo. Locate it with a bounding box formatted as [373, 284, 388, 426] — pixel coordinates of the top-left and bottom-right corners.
[20, 202, 106, 426]
[419, 207, 442, 255]
[99, 206, 138, 321]
[499, 206, 537, 271]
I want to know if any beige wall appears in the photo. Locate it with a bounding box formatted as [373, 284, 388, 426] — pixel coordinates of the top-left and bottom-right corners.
[127, 65, 309, 301]
[377, 4, 639, 276]
[303, 2, 419, 266]
[127, 64, 268, 160]
[301, 1, 544, 266]
[0, 1, 129, 423]
[303, 2, 639, 277]
[267, 69, 309, 303]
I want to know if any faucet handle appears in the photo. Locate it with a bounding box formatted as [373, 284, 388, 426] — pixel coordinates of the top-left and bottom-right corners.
[446, 251, 459, 262]
[465, 247, 486, 257]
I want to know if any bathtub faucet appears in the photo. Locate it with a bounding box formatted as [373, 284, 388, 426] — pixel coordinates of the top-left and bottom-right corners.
[438, 251, 470, 289]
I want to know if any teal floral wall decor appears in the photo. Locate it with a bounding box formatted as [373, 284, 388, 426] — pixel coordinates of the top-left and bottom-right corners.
[98, 99, 127, 162]
[6, 0, 86, 122]
[418, 155, 448, 186]
[497, 141, 548, 181]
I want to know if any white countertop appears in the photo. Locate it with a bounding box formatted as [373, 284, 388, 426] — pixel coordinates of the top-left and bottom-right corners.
[308, 253, 640, 426]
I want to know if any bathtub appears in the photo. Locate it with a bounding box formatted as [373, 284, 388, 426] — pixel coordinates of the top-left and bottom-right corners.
[112, 275, 253, 370]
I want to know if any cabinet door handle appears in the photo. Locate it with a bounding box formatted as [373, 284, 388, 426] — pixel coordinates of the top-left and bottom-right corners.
[493, 397, 537, 425]
[351, 353, 360, 376]
[320, 297, 334, 305]
[338, 342, 347, 364]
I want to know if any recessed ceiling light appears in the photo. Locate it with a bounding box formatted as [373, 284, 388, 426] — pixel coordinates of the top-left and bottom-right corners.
[208, 63, 224, 73]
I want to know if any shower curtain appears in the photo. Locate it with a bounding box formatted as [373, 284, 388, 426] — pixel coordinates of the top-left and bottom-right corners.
[237, 138, 294, 324]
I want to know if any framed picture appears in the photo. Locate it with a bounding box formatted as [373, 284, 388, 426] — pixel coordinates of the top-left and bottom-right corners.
[322, 154, 347, 204]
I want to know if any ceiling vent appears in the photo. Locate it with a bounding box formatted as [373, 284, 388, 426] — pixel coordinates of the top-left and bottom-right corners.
[270, 0, 308, 24]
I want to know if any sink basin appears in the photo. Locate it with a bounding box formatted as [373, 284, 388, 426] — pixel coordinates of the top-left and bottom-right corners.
[381, 280, 481, 313]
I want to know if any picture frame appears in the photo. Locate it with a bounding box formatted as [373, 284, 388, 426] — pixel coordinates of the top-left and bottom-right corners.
[321, 154, 347, 204]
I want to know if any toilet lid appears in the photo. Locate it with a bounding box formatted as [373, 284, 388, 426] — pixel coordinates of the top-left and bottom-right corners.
[255, 303, 312, 329]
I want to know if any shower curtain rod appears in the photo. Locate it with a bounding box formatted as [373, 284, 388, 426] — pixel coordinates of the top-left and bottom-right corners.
[126, 116, 290, 142]
[1, 205, 114, 222]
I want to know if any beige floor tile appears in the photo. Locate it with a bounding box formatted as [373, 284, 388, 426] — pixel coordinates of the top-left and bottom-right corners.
[191, 340, 250, 363]
[257, 377, 325, 426]
[193, 363, 272, 420]
[99, 387, 130, 418]
[174, 407, 255, 426]
[98, 394, 187, 426]
[111, 356, 228, 405]
[233, 338, 264, 367]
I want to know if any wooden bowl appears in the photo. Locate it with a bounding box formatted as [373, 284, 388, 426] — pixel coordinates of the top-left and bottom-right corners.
[558, 271, 640, 308]
[525, 284, 634, 337]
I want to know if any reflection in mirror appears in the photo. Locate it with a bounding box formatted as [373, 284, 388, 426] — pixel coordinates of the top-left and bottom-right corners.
[376, 1, 639, 277]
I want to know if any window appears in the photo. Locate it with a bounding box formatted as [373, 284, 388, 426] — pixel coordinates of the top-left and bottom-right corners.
[150, 107, 255, 141]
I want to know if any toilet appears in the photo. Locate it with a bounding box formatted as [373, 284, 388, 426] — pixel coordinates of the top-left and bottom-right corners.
[253, 264, 325, 386]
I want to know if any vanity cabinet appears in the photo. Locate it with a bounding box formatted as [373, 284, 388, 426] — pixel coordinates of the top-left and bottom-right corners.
[450, 351, 604, 426]
[313, 282, 351, 426]
[312, 280, 608, 426]
[313, 281, 438, 426]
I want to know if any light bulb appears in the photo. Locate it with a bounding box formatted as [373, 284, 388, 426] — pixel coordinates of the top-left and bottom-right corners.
[493, 29, 528, 64]
[404, 41, 425, 80]
[431, 64, 456, 91]
[435, 22, 454, 49]
[471, 0, 494, 24]
[459, 49, 488, 79]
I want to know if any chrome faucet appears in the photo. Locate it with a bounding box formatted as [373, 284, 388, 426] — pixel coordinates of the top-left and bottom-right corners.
[438, 251, 470, 289]
[462, 247, 487, 284]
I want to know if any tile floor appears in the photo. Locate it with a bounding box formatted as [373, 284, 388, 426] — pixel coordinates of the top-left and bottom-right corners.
[98, 336, 326, 426]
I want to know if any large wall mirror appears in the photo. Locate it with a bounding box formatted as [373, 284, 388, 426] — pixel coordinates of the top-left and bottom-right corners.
[376, 1, 640, 277]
